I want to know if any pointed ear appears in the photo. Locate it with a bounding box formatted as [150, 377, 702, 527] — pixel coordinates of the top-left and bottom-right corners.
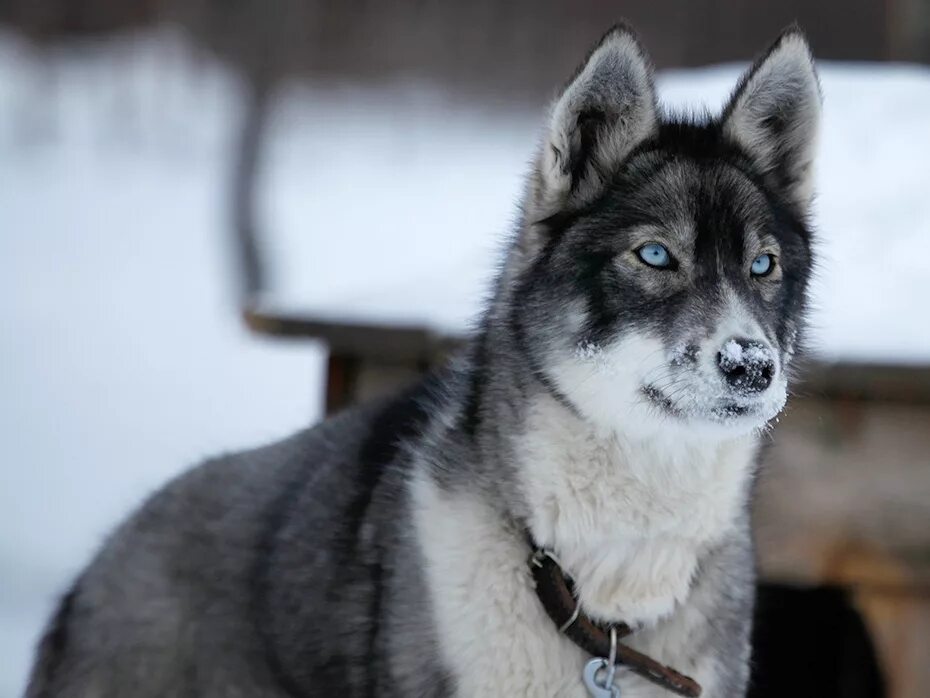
[723, 28, 822, 213]
[532, 25, 658, 215]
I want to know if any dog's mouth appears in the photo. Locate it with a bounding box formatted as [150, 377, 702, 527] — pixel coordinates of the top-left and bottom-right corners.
[641, 384, 756, 422]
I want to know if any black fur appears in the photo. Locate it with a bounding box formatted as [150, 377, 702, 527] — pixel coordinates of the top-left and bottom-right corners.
[27, 582, 80, 698]
[252, 380, 438, 696]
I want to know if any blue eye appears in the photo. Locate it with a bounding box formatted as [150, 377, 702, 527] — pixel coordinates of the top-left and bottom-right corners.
[637, 243, 672, 269]
[751, 253, 775, 277]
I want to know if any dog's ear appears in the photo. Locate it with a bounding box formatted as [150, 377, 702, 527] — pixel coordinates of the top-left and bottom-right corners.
[723, 28, 822, 213]
[531, 25, 658, 216]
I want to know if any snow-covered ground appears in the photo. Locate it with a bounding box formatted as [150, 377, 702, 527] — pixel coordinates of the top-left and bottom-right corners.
[1, 25, 929, 696]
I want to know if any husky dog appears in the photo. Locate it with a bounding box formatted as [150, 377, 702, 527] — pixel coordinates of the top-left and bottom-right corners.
[28, 25, 820, 698]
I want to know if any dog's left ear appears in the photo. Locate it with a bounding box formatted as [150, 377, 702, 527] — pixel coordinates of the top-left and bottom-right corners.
[723, 28, 822, 213]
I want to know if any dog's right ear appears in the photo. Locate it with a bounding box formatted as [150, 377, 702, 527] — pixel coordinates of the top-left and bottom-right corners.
[531, 26, 659, 217]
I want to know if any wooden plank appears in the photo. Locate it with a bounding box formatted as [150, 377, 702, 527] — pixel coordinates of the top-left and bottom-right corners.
[245, 305, 930, 404]
[243, 307, 456, 364]
[755, 398, 930, 590]
[794, 360, 930, 405]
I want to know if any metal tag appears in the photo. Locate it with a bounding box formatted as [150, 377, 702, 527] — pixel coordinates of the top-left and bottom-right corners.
[582, 657, 620, 697]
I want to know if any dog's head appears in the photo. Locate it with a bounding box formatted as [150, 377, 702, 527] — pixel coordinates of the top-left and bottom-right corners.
[507, 26, 820, 438]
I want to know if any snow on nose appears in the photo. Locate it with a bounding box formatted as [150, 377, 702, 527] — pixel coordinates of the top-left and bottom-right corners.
[717, 338, 775, 394]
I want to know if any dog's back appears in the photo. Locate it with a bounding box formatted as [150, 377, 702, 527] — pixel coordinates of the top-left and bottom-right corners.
[27, 381, 448, 698]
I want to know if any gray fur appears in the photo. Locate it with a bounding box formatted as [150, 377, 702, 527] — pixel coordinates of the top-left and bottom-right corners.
[27, 25, 819, 698]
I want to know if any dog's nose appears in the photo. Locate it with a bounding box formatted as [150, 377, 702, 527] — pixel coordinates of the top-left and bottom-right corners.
[717, 338, 775, 393]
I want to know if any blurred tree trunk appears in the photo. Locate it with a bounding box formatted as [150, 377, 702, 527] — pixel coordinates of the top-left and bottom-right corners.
[231, 70, 271, 302]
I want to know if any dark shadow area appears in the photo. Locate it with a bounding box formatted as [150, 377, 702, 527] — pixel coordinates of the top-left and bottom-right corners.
[750, 584, 885, 698]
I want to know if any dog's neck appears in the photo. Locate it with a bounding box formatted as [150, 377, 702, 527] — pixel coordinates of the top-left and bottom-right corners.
[512, 391, 759, 627]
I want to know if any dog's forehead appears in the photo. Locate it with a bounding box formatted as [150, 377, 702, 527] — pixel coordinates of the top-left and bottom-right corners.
[622, 156, 772, 252]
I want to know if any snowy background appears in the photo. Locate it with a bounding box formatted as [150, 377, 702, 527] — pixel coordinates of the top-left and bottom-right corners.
[263, 62, 930, 364]
[0, 29, 328, 696]
[2, 25, 929, 696]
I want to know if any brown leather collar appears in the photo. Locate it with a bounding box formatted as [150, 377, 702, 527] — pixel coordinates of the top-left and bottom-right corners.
[529, 548, 702, 697]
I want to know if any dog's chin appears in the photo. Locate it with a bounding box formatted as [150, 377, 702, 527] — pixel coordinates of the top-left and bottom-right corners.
[641, 383, 786, 435]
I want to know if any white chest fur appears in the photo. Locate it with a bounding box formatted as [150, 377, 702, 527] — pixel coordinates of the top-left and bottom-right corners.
[411, 396, 757, 697]
[413, 473, 590, 696]
[516, 396, 757, 627]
